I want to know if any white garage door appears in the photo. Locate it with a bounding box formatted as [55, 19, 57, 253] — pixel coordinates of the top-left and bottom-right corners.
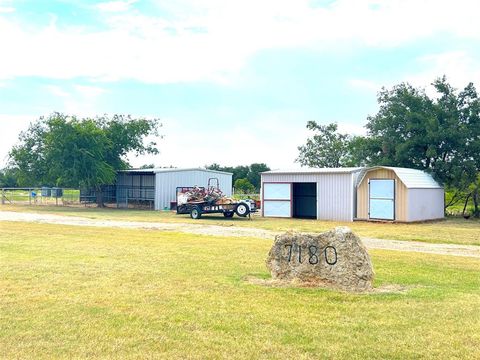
[369, 179, 395, 220]
[263, 183, 291, 217]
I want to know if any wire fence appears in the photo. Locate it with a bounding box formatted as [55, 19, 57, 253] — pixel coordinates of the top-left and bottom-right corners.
[1, 186, 155, 209]
[1, 187, 260, 209]
[1, 187, 84, 206]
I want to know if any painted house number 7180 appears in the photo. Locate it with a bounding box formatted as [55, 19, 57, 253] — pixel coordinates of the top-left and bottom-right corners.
[284, 244, 338, 265]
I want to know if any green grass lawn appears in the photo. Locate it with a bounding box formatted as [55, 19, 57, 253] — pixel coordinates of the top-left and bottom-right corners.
[1, 221, 479, 359]
[2, 204, 480, 246]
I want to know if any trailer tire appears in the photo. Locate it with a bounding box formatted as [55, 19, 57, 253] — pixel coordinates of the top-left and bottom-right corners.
[190, 206, 202, 219]
[223, 211, 234, 218]
[235, 203, 250, 217]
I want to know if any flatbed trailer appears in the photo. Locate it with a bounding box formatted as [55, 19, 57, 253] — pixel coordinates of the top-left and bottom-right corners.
[176, 186, 256, 219]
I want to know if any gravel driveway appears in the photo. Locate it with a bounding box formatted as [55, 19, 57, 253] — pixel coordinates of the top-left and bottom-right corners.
[1, 210, 479, 258]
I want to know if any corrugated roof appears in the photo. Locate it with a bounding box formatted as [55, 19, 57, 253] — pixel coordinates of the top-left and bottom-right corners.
[356, 166, 442, 189]
[262, 167, 363, 175]
[118, 168, 233, 176]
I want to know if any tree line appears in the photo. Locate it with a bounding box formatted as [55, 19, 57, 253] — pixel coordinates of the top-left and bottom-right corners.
[297, 76, 480, 217]
[2, 76, 478, 215]
[0, 113, 269, 197]
[206, 163, 270, 193]
[2, 113, 161, 205]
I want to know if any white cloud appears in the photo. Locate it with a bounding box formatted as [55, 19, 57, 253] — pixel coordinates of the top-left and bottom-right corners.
[350, 50, 480, 99]
[1, 0, 480, 84]
[45, 85, 70, 98]
[74, 85, 107, 99]
[409, 51, 480, 90]
[0, 0, 14, 13]
[0, 114, 34, 166]
[348, 79, 381, 93]
[130, 111, 311, 169]
[0, 6, 14, 13]
[44, 84, 107, 115]
[337, 122, 367, 136]
[96, 0, 137, 13]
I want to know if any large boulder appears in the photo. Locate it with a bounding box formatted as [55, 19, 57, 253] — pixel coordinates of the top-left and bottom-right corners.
[266, 227, 374, 292]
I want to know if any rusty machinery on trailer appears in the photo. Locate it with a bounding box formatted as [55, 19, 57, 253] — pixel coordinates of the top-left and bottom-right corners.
[176, 178, 256, 219]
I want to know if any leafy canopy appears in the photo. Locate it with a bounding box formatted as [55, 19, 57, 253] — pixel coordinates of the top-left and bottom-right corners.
[296, 76, 480, 214]
[234, 178, 256, 194]
[296, 122, 356, 168]
[9, 113, 161, 188]
[206, 163, 270, 191]
[297, 77, 480, 187]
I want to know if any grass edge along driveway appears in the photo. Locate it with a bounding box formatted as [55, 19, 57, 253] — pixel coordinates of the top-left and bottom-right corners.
[1, 205, 480, 246]
[1, 221, 479, 359]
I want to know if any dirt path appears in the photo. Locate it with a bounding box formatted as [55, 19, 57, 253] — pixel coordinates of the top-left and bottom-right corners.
[1, 210, 479, 258]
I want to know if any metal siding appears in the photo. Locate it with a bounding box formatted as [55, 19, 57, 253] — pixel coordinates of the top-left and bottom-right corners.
[143, 175, 155, 187]
[317, 174, 354, 222]
[261, 173, 355, 221]
[154, 170, 232, 210]
[116, 173, 130, 186]
[115, 173, 156, 204]
[407, 188, 444, 221]
[116, 173, 155, 187]
[351, 171, 360, 219]
[356, 168, 408, 221]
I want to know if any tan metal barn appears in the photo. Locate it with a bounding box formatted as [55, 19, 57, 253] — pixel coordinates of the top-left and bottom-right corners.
[355, 166, 444, 222]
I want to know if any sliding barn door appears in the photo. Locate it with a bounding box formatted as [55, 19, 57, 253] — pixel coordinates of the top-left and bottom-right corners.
[369, 179, 395, 220]
[263, 183, 291, 217]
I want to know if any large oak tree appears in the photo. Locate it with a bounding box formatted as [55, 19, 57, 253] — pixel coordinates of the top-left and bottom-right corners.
[9, 113, 161, 204]
[297, 77, 480, 216]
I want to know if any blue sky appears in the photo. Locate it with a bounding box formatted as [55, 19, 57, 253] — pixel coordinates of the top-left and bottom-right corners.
[1, 0, 480, 169]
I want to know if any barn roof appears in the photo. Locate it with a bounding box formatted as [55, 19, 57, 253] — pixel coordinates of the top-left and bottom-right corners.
[118, 168, 233, 176]
[262, 167, 363, 175]
[356, 166, 442, 189]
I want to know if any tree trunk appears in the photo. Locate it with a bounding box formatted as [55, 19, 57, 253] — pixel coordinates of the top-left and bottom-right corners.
[473, 187, 479, 218]
[445, 189, 462, 210]
[462, 193, 471, 217]
[96, 186, 104, 208]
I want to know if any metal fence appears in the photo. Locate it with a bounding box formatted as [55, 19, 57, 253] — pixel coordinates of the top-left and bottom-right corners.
[80, 185, 155, 209]
[2, 186, 247, 209]
[1, 187, 83, 206]
[1, 186, 155, 209]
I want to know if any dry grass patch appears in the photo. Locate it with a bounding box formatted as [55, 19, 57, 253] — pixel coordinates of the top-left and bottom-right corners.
[2, 205, 480, 245]
[0, 221, 479, 359]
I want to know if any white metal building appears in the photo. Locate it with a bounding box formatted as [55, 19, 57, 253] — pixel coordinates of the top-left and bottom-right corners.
[261, 168, 362, 221]
[116, 168, 233, 210]
[261, 166, 444, 222]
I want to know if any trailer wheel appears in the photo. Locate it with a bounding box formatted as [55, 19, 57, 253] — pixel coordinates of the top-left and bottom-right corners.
[190, 206, 202, 219]
[235, 203, 250, 217]
[223, 211, 234, 218]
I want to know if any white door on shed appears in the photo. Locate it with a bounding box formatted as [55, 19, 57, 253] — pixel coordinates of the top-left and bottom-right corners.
[263, 183, 291, 217]
[369, 179, 395, 220]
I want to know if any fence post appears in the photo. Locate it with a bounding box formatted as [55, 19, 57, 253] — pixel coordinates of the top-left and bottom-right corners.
[29, 188, 31, 205]
[1, 188, 4, 205]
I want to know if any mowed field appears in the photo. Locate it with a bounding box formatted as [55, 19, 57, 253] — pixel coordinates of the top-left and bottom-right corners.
[2, 205, 480, 245]
[1, 214, 480, 359]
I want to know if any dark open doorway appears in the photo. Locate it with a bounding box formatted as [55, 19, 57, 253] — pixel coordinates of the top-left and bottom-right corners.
[293, 182, 317, 219]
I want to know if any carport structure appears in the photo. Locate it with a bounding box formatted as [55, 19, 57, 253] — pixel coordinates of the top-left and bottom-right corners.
[115, 168, 233, 210]
[261, 168, 362, 221]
